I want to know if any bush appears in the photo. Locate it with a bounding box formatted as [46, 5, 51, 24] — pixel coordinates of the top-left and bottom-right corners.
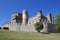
[34, 22, 43, 32]
[54, 23, 60, 32]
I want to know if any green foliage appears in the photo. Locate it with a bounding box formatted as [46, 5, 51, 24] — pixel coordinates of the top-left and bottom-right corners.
[55, 13, 60, 32]
[34, 22, 43, 32]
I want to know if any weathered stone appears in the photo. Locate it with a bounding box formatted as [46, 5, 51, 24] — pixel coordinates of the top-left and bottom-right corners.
[2, 10, 55, 33]
[40, 20, 49, 33]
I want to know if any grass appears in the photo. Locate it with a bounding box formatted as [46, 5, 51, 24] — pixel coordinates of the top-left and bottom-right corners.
[0, 30, 60, 40]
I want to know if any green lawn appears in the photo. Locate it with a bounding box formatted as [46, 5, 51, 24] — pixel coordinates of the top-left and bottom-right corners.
[0, 30, 60, 40]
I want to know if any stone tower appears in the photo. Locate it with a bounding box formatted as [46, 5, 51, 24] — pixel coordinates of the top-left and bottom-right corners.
[10, 12, 22, 31]
[22, 10, 28, 25]
[37, 10, 42, 18]
[12, 12, 22, 24]
[46, 13, 52, 23]
[36, 10, 42, 22]
[46, 13, 54, 32]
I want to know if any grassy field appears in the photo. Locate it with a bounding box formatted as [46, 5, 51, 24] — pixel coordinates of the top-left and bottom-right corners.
[0, 30, 60, 40]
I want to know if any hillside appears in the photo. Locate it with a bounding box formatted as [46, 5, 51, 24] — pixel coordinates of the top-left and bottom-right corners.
[0, 30, 60, 40]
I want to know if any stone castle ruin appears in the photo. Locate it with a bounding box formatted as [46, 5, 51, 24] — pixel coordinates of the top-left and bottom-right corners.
[7, 10, 55, 33]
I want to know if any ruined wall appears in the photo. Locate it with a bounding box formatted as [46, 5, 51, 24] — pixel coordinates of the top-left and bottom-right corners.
[28, 10, 42, 25]
[9, 10, 55, 32]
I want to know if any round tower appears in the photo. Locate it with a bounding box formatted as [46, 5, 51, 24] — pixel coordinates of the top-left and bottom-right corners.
[22, 10, 28, 25]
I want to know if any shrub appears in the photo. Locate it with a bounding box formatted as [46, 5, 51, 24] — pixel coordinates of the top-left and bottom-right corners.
[34, 22, 43, 32]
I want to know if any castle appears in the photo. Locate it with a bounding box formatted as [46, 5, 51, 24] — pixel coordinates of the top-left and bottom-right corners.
[2, 10, 55, 33]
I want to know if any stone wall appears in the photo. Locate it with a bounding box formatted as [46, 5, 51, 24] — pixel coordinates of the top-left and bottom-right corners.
[9, 10, 55, 32]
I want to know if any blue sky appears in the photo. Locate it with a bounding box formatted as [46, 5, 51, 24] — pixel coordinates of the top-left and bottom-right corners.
[0, 0, 60, 27]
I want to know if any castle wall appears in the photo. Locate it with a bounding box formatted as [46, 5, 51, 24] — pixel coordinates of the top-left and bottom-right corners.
[9, 10, 55, 32]
[9, 22, 21, 31]
[20, 24, 37, 32]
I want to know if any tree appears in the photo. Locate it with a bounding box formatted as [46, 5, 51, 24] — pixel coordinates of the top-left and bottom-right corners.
[55, 13, 60, 32]
[34, 22, 43, 32]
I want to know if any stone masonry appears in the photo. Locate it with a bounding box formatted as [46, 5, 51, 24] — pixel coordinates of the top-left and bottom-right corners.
[9, 10, 55, 33]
